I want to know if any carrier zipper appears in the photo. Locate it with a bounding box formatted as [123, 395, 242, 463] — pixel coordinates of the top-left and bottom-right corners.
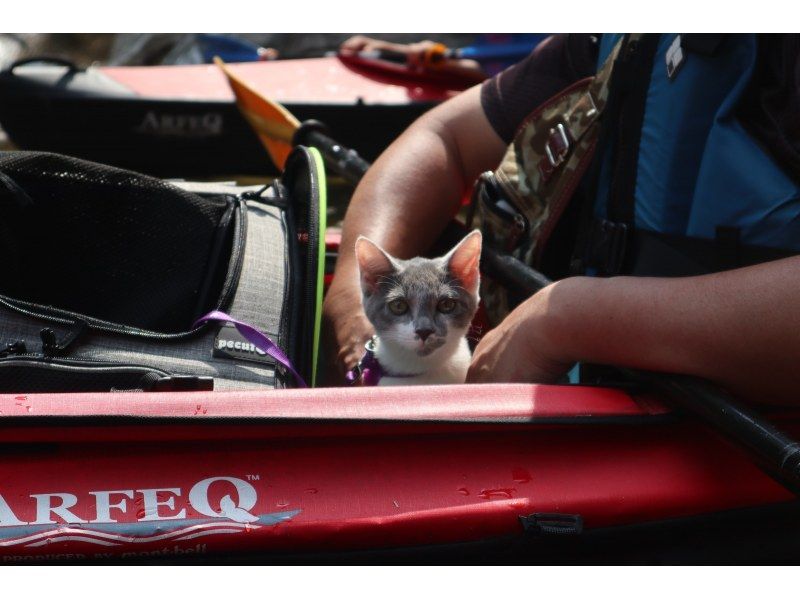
[301, 155, 322, 386]
[0, 353, 173, 370]
[0, 354, 214, 391]
[0, 195, 247, 342]
[278, 183, 298, 387]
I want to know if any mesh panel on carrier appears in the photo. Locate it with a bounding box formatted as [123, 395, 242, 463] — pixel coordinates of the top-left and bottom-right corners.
[0, 152, 233, 333]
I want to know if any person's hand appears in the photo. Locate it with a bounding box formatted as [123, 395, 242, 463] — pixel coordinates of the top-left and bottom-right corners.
[467, 279, 583, 384]
[321, 283, 374, 385]
[339, 36, 439, 67]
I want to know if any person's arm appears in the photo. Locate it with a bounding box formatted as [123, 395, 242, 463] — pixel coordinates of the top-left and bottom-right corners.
[468, 258, 800, 405]
[322, 84, 506, 380]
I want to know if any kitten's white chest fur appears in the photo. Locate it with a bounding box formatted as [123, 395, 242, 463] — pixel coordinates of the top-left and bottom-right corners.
[374, 333, 472, 386]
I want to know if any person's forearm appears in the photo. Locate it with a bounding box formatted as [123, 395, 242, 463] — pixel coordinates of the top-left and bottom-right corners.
[332, 85, 501, 288]
[545, 259, 800, 403]
[323, 85, 505, 377]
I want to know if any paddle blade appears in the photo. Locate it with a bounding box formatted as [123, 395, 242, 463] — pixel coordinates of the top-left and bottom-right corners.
[214, 56, 301, 170]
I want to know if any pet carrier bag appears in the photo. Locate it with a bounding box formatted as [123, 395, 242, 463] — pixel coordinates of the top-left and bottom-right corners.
[0, 148, 325, 392]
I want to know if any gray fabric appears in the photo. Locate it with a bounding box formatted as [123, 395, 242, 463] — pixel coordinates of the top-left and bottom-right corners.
[0, 189, 291, 391]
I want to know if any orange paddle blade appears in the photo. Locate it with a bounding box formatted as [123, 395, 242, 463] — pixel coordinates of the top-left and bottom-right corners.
[214, 56, 301, 171]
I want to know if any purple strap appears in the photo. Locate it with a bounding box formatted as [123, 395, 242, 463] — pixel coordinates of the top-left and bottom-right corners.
[193, 310, 307, 388]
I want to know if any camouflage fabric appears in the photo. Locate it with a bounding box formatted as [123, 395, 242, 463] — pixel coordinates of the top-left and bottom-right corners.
[473, 36, 632, 325]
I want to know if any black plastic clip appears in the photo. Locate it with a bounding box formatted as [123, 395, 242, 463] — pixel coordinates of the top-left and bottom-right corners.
[520, 513, 584, 536]
[586, 218, 629, 275]
[40, 320, 87, 358]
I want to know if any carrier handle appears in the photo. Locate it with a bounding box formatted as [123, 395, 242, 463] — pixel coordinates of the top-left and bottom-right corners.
[7, 56, 81, 74]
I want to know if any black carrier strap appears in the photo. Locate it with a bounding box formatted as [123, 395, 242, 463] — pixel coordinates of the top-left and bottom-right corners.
[571, 34, 661, 276]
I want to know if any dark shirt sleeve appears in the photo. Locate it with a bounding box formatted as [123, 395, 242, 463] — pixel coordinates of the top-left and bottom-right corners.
[480, 34, 600, 144]
[738, 34, 800, 184]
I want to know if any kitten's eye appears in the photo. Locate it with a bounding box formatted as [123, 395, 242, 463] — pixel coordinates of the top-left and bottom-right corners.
[387, 298, 409, 315]
[437, 298, 457, 313]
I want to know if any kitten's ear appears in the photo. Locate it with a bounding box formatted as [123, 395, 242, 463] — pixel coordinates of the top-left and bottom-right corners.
[355, 236, 396, 295]
[445, 230, 482, 294]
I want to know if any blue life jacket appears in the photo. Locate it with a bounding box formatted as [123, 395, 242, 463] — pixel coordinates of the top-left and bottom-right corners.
[589, 34, 800, 272]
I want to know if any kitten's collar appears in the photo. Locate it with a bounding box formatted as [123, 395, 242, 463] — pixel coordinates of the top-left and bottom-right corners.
[346, 336, 419, 386]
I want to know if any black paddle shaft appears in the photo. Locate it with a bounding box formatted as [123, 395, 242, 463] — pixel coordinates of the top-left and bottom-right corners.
[293, 119, 800, 496]
[293, 121, 372, 187]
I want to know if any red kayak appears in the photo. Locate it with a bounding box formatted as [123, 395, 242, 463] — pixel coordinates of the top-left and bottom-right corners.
[1, 383, 797, 564]
[0, 57, 461, 176]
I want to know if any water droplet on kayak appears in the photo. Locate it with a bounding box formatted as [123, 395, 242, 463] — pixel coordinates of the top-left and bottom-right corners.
[15, 395, 27, 401]
[25, 405, 32, 413]
[512, 468, 532, 484]
[392, 500, 400, 508]
[457, 487, 470, 496]
[244, 523, 251, 533]
[304, 488, 318, 494]
[276, 501, 289, 508]
[478, 488, 516, 500]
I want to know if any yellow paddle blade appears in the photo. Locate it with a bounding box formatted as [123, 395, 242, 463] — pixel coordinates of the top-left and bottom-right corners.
[214, 56, 301, 171]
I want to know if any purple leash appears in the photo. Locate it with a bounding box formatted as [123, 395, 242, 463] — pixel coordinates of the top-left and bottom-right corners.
[194, 310, 307, 388]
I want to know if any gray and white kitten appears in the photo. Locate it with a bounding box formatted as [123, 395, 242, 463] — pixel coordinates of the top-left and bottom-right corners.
[355, 230, 482, 386]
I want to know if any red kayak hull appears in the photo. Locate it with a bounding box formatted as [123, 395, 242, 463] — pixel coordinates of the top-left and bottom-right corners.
[100, 57, 460, 104]
[0, 384, 795, 563]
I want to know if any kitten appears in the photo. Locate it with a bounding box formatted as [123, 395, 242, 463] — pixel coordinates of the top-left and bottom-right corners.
[354, 230, 481, 386]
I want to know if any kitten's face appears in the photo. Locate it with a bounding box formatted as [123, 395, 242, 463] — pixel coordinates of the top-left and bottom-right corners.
[355, 231, 481, 357]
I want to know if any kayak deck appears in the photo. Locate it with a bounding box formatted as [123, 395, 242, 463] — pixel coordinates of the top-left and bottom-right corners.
[0, 383, 795, 562]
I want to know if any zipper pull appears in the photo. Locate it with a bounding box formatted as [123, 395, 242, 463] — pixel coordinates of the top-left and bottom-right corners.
[520, 513, 583, 536]
[241, 184, 288, 209]
[0, 340, 27, 358]
[40, 320, 87, 358]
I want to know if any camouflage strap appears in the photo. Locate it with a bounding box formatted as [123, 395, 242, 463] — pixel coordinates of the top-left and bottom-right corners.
[475, 35, 637, 324]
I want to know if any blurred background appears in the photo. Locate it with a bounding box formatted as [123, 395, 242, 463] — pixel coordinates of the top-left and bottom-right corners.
[0, 33, 481, 67]
[0, 33, 481, 151]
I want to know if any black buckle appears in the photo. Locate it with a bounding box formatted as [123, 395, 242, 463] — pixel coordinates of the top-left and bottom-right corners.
[586, 218, 629, 275]
[520, 513, 583, 536]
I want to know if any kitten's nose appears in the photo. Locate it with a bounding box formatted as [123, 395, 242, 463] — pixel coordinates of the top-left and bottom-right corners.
[415, 328, 434, 341]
